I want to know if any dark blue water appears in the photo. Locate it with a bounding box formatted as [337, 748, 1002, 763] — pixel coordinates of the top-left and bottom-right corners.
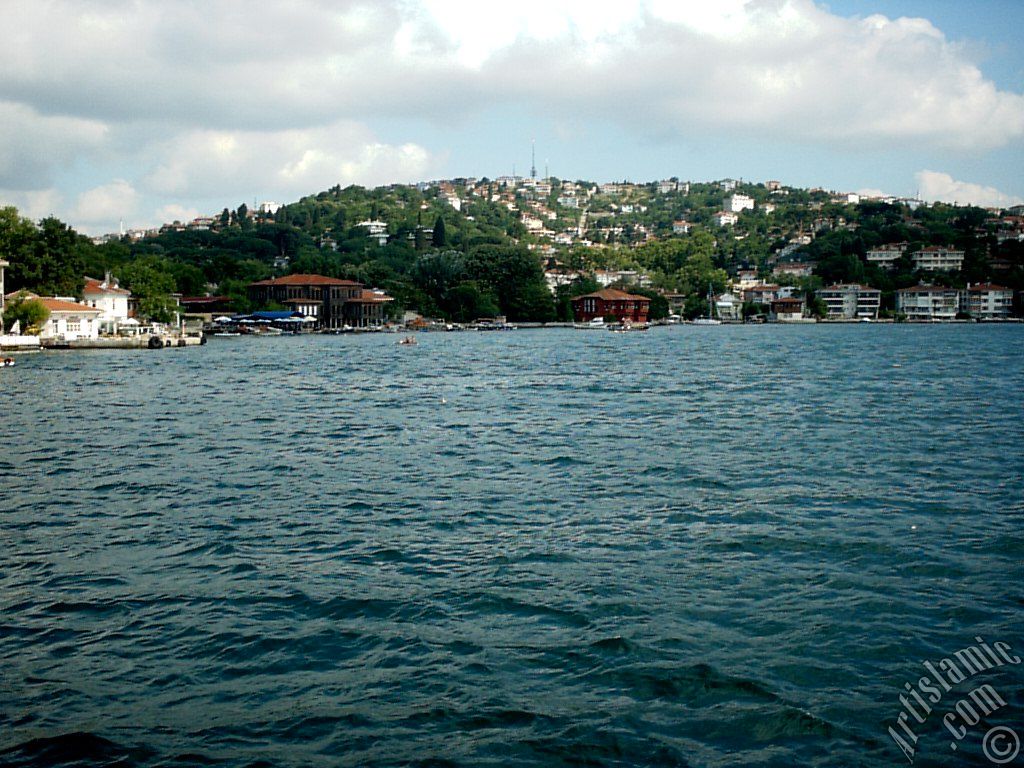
[1, 326, 1021, 767]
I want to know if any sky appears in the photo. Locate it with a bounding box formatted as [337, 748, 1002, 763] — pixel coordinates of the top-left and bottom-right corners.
[1, 0, 1023, 235]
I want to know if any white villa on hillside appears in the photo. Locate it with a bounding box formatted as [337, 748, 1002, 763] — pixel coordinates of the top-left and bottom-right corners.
[866, 243, 908, 270]
[725, 194, 754, 213]
[912, 246, 965, 272]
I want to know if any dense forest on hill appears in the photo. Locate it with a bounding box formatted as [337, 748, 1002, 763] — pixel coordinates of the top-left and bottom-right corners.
[2, 178, 1023, 324]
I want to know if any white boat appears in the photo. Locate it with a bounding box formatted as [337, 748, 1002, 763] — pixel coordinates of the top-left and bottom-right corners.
[692, 284, 722, 325]
[575, 317, 606, 330]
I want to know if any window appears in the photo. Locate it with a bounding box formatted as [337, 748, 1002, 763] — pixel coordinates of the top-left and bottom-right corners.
[67, 320, 81, 332]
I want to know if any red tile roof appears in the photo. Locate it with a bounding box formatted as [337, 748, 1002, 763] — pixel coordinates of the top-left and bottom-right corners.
[348, 290, 394, 304]
[573, 288, 651, 302]
[83, 276, 130, 295]
[38, 297, 103, 314]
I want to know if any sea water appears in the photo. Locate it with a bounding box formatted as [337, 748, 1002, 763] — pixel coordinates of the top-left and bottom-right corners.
[1, 325, 1021, 766]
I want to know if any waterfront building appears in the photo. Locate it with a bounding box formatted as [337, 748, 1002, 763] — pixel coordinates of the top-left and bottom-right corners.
[961, 283, 1013, 319]
[248, 274, 363, 330]
[345, 289, 395, 328]
[819, 284, 881, 319]
[82, 273, 131, 334]
[896, 285, 960, 321]
[911, 246, 965, 272]
[715, 293, 743, 321]
[571, 289, 650, 324]
[770, 297, 806, 321]
[35, 297, 103, 341]
[742, 284, 781, 306]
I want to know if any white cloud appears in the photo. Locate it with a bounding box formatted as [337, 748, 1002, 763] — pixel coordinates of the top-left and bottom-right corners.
[71, 180, 138, 224]
[1, 0, 1022, 232]
[155, 204, 201, 225]
[915, 170, 1024, 208]
[1, 1, 1020, 152]
[0, 188, 65, 222]
[0, 102, 108, 189]
[143, 122, 436, 199]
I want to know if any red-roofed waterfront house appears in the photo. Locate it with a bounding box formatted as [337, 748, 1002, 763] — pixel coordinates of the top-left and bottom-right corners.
[571, 288, 650, 324]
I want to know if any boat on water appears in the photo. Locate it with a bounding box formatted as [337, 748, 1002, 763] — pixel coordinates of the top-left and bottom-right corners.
[692, 284, 722, 325]
[398, 336, 417, 345]
[574, 317, 606, 330]
[607, 319, 649, 332]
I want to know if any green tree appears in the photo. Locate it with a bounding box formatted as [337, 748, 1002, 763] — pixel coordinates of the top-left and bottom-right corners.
[1, 213, 88, 297]
[432, 215, 447, 248]
[118, 257, 178, 323]
[2, 292, 50, 334]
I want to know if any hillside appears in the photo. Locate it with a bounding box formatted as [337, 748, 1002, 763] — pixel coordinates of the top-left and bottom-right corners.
[2, 177, 1023, 323]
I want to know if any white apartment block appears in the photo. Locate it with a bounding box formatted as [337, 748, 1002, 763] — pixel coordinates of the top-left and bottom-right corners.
[962, 284, 1014, 319]
[819, 284, 881, 319]
[714, 211, 739, 227]
[896, 285, 960, 321]
[912, 246, 965, 272]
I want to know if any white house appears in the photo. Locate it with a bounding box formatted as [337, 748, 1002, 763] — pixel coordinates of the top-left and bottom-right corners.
[771, 297, 806, 322]
[773, 262, 814, 278]
[713, 211, 739, 227]
[866, 243, 908, 270]
[912, 246, 965, 272]
[36, 297, 103, 340]
[357, 220, 389, 246]
[819, 284, 881, 319]
[544, 269, 583, 294]
[594, 269, 651, 288]
[896, 285, 960, 321]
[725, 194, 754, 213]
[715, 293, 743, 321]
[672, 220, 692, 235]
[83, 273, 131, 334]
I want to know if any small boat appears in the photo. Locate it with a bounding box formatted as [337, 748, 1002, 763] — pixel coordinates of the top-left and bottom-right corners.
[398, 336, 417, 345]
[692, 283, 722, 325]
[2, 357, 15, 366]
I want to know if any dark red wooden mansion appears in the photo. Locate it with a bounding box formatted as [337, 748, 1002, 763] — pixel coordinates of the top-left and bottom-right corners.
[571, 288, 651, 324]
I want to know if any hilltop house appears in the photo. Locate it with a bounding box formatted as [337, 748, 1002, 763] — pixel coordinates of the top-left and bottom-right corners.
[571, 289, 650, 324]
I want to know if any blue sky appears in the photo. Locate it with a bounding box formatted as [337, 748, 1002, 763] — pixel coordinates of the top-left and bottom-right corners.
[1, 0, 1022, 235]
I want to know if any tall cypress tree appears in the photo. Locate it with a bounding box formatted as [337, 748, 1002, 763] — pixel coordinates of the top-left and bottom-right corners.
[432, 215, 447, 248]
